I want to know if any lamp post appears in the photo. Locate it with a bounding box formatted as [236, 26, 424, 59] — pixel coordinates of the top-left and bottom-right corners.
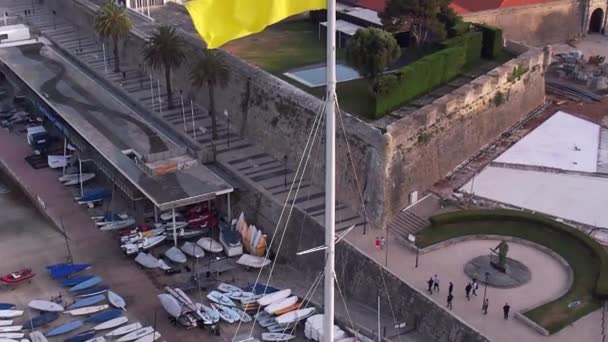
[180, 90, 186, 133]
[52, 10, 56, 30]
[224, 110, 230, 147]
[283, 155, 288, 187]
[482, 271, 490, 308]
[191, 99, 196, 140]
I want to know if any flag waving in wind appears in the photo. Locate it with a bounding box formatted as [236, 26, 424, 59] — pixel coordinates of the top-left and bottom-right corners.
[185, 0, 327, 49]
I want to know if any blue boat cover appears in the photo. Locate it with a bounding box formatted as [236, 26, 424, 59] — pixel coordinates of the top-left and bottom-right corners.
[48, 264, 91, 279]
[243, 283, 279, 295]
[60, 276, 95, 287]
[45, 319, 83, 336]
[22, 311, 59, 330]
[77, 189, 111, 202]
[222, 230, 241, 246]
[0, 303, 15, 310]
[83, 309, 122, 324]
[64, 329, 96, 342]
[69, 276, 102, 292]
[75, 285, 109, 297]
[68, 294, 105, 309]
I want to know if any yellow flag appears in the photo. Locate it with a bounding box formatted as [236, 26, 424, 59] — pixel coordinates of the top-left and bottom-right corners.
[185, 0, 326, 49]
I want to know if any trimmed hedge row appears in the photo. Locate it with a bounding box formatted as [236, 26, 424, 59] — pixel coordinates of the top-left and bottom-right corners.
[373, 46, 466, 116]
[475, 24, 504, 59]
[429, 209, 608, 298]
[442, 30, 483, 66]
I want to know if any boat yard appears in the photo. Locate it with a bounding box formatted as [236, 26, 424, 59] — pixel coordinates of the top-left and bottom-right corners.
[0, 38, 404, 342]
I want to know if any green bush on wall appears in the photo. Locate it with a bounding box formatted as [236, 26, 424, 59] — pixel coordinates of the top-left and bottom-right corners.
[476, 24, 504, 59]
[442, 30, 483, 66]
[373, 46, 466, 116]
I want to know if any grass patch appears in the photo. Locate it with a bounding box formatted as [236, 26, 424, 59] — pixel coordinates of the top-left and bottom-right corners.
[416, 210, 605, 333]
[224, 20, 344, 74]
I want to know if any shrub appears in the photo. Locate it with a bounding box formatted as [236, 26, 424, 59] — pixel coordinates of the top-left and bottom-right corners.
[442, 30, 483, 66]
[493, 91, 505, 106]
[373, 46, 466, 115]
[476, 24, 503, 59]
[345, 28, 401, 80]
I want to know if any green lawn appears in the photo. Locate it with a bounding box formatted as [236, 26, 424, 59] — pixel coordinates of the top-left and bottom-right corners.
[416, 212, 604, 333]
[224, 20, 344, 74]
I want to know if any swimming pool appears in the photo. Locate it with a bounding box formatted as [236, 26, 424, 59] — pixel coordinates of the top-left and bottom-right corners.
[284, 64, 361, 87]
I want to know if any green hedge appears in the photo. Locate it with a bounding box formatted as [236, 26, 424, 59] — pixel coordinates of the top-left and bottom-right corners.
[476, 24, 503, 59]
[429, 209, 608, 298]
[442, 30, 483, 66]
[373, 46, 466, 116]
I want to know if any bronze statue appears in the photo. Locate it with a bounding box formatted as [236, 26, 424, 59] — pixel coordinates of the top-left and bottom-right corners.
[490, 240, 509, 272]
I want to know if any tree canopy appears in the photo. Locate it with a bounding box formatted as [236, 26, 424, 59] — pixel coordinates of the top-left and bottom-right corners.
[94, 1, 131, 72]
[380, 0, 454, 47]
[345, 28, 401, 80]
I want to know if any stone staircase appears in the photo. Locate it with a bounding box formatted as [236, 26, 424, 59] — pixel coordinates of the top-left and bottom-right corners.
[388, 210, 430, 243]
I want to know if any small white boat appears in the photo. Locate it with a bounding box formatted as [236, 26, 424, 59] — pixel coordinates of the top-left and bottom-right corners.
[173, 288, 194, 306]
[121, 236, 166, 255]
[27, 300, 64, 313]
[120, 229, 165, 243]
[164, 247, 187, 264]
[158, 294, 182, 318]
[93, 316, 128, 331]
[180, 242, 205, 258]
[237, 254, 270, 269]
[105, 322, 142, 337]
[207, 291, 235, 307]
[212, 304, 239, 323]
[275, 307, 315, 325]
[0, 321, 12, 327]
[116, 327, 154, 342]
[48, 155, 70, 169]
[0, 326, 22, 332]
[0, 311, 22, 319]
[261, 333, 295, 342]
[258, 289, 291, 306]
[66, 304, 109, 316]
[61, 173, 95, 186]
[134, 253, 159, 269]
[217, 283, 242, 293]
[85, 337, 106, 342]
[132, 332, 160, 342]
[160, 211, 182, 222]
[196, 304, 220, 324]
[0, 333, 24, 339]
[225, 291, 256, 301]
[108, 291, 126, 311]
[232, 307, 252, 323]
[157, 259, 171, 271]
[165, 228, 205, 240]
[99, 218, 136, 231]
[265, 296, 298, 314]
[29, 331, 47, 342]
[58, 173, 94, 183]
[196, 237, 223, 253]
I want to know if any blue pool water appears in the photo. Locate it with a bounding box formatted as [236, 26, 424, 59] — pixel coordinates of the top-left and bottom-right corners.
[284, 64, 361, 87]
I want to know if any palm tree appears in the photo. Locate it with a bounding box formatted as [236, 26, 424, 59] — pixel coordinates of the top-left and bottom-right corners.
[94, 1, 131, 73]
[190, 50, 230, 140]
[142, 25, 186, 110]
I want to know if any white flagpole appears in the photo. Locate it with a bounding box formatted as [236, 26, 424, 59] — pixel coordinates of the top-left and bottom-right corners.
[324, 0, 336, 342]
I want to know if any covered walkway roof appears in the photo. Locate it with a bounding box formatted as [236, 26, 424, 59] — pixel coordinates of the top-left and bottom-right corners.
[0, 43, 233, 210]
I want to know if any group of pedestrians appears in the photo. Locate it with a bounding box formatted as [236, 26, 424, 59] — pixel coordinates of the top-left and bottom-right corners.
[427, 275, 511, 319]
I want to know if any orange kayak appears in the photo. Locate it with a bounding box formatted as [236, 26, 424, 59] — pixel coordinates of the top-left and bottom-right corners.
[273, 302, 301, 316]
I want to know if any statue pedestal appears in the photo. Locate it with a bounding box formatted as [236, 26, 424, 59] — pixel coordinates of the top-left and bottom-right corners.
[464, 255, 531, 288]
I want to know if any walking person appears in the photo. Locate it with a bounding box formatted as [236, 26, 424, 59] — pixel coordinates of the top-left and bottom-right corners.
[447, 293, 453, 310]
[472, 279, 479, 296]
[503, 303, 510, 319]
[380, 236, 385, 250]
[482, 298, 489, 315]
[427, 277, 434, 294]
[375, 237, 380, 249]
[465, 283, 472, 301]
[433, 274, 440, 292]
[448, 281, 454, 295]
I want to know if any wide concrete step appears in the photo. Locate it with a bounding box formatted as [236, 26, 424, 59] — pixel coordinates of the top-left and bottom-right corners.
[388, 210, 429, 242]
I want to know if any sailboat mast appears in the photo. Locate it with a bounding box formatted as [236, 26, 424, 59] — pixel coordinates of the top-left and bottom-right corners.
[324, 0, 337, 342]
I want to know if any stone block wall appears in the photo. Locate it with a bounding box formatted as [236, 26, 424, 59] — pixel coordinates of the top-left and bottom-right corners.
[43, 0, 546, 229]
[463, 0, 584, 45]
[383, 46, 547, 219]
